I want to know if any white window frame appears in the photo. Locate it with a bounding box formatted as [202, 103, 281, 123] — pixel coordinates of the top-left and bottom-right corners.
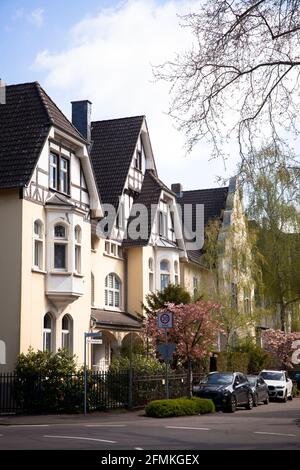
[174, 260, 179, 285]
[105, 273, 121, 309]
[160, 259, 170, 291]
[43, 313, 53, 352]
[61, 314, 73, 353]
[53, 223, 68, 271]
[33, 220, 44, 270]
[74, 225, 82, 274]
[149, 257, 154, 292]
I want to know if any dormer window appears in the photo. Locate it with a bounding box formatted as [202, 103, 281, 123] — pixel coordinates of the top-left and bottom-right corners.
[49, 152, 70, 195]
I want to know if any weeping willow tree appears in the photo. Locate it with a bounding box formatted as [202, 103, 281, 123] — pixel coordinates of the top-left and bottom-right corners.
[243, 147, 300, 332]
[200, 201, 263, 351]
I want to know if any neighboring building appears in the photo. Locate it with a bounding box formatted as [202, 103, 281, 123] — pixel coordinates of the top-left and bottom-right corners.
[0, 81, 254, 372]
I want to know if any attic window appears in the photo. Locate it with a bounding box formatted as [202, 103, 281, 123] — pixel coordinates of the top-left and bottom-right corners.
[134, 149, 142, 171]
[49, 152, 70, 195]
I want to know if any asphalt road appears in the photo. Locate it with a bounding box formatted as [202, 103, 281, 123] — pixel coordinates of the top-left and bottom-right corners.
[0, 400, 300, 450]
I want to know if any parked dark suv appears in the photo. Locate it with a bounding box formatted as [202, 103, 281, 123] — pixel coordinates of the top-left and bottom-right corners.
[193, 372, 254, 412]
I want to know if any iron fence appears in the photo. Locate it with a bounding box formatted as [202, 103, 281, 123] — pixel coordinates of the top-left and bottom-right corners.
[0, 370, 202, 415]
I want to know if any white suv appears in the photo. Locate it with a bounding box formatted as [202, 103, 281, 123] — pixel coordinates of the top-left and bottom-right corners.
[259, 370, 293, 402]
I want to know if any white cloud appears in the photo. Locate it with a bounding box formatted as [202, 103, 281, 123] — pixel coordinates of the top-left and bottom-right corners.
[12, 7, 44, 28]
[28, 8, 44, 28]
[34, 0, 238, 189]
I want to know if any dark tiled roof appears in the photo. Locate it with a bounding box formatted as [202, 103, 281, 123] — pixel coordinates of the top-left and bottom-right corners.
[177, 187, 229, 265]
[91, 308, 142, 330]
[90, 116, 145, 209]
[122, 169, 173, 247]
[0, 82, 85, 189]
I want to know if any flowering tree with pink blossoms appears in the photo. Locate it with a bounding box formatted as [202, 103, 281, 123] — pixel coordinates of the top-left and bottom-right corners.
[144, 300, 222, 397]
[262, 329, 300, 369]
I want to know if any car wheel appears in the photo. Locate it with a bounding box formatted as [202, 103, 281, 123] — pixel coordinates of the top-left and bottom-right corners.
[246, 393, 254, 410]
[288, 392, 293, 401]
[253, 393, 258, 407]
[263, 395, 269, 405]
[228, 395, 237, 413]
[282, 391, 288, 403]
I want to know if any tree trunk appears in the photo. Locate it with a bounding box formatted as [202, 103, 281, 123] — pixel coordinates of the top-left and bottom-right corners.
[280, 302, 286, 333]
[187, 358, 193, 398]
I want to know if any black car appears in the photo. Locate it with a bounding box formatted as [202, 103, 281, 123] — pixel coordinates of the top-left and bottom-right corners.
[246, 375, 269, 406]
[193, 372, 254, 412]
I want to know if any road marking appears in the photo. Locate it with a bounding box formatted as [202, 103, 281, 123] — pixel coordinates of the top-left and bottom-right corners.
[254, 432, 296, 437]
[166, 426, 211, 431]
[9, 425, 49, 428]
[44, 435, 117, 444]
[135, 447, 144, 450]
[85, 424, 126, 428]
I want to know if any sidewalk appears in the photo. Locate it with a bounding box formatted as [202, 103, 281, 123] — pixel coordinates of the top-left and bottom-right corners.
[0, 409, 144, 426]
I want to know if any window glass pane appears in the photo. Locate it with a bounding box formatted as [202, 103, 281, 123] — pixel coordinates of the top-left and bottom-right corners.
[75, 245, 81, 272]
[105, 241, 110, 253]
[114, 276, 120, 290]
[174, 261, 178, 274]
[54, 244, 66, 269]
[55, 225, 66, 238]
[114, 291, 120, 307]
[75, 226, 81, 243]
[108, 274, 113, 288]
[160, 260, 169, 271]
[44, 314, 52, 329]
[108, 290, 113, 306]
[34, 221, 42, 237]
[50, 154, 58, 189]
[62, 332, 69, 350]
[160, 274, 170, 291]
[34, 240, 42, 268]
[175, 274, 179, 286]
[105, 289, 108, 305]
[149, 272, 154, 291]
[43, 331, 51, 352]
[149, 258, 153, 271]
[60, 158, 69, 194]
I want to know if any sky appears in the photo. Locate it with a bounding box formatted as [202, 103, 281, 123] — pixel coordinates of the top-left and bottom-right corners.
[0, 0, 239, 190]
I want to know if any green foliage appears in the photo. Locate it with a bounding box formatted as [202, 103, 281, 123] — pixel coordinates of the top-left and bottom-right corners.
[216, 352, 250, 374]
[143, 284, 191, 316]
[120, 335, 145, 358]
[16, 348, 77, 376]
[145, 397, 215, 418]
[244, 147, 300, 331]
[109, 355, 165, 375]
[234, 338, 279, 374]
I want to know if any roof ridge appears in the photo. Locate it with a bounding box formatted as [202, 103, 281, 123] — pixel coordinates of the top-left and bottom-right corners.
[182, 186, 229, 193]
[146, 169, 175, 195]
[35, 82, 87, 141]
[92, 115, 145, 124]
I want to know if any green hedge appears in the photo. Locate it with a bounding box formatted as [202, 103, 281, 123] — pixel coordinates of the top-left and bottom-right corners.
[145, 397, 215, 418]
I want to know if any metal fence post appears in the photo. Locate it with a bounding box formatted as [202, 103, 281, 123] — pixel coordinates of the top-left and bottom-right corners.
[128, 368, 133, 410]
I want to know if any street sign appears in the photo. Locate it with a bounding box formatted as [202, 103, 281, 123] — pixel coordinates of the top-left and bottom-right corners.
[157, 343, 176, 362]
[85, 332, 102, 338]
[86, 338, 103, 344]
[157, 311, 173, 329]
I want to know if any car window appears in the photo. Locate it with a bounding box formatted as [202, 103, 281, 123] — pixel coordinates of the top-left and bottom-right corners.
[260, 371, 285, 381]
[238, 374, 247, 384]
[247, 376, 257, 386]
[200, 373, 233, 385]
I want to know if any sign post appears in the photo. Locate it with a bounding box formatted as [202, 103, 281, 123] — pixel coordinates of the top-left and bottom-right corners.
[84, 332, 102, 415]
[157, 312, 174, 400]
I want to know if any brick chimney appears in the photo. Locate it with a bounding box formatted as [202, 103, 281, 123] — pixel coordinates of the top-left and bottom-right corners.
[71, 100, 92, 141]
[0, 79, 6, 105]
[171, 183, 183, 198]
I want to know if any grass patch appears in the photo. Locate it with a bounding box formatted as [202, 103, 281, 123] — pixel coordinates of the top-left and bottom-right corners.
[145, 397, 215, 418]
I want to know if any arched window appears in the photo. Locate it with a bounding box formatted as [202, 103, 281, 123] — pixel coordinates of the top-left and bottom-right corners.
[33, 220, 44, 270]
[160, 260, 170, 291]
[105, 273, 121, 308]
[174, 260, 179, 285]
[54, 223, 68, 270]
[43, 313, 53, 352]
[74, 225, 82, 273]
[148, 257, 154, 292]
[61, 314, 73, 353]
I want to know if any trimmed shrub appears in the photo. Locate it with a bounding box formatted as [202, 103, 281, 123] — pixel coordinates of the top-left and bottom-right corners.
[109, 355, 164, 374]
[145, 397, 215, 418]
